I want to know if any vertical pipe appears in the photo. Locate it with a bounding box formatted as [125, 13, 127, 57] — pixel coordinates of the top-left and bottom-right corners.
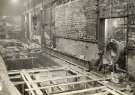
[41, 0, 46, 48]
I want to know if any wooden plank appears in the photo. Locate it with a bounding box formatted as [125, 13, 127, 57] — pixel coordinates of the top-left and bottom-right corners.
[91, 92, 109, 95]
[51, 80, 64, 92]
[105, 88, 121, 95]
[22, 71, 43, 95]
[51, 86, 106, 95]
[13, 81, 25, 85]
[8, 67, 66, 75]
[63, 66, 123, 95]
[33, 74, 85, 83]
[9, 75, 21, 79]
[21, 73, 35, 95]
[98, 81, 128, 95]
[68, 66, 127, 95]
[68, 65, 123, 95]
[26, 78, 109, 91]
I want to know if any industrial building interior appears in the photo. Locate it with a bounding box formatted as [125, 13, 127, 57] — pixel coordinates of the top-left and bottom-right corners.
[0, 0, 135, 95]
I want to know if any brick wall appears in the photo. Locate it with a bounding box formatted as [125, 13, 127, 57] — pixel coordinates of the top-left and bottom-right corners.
[25, 0, 135, 79]
[53, 0, 98, 61]
[99, 0, 128, 18]
[55, 0, 97, 41]
[56, 38, 99, 61]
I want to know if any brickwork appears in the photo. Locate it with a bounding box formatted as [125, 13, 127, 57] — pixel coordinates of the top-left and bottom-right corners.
[55, 0, 97, 41]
